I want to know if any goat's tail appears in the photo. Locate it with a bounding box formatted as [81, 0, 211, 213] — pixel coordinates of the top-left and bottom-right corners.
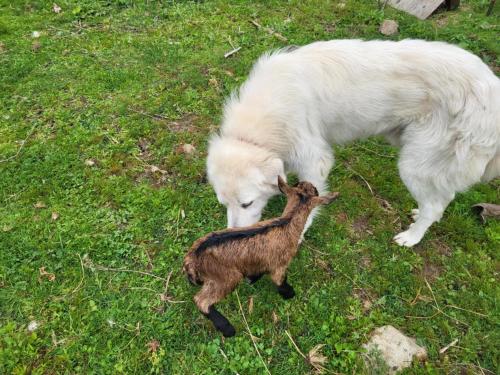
[183, 254, 203, 286]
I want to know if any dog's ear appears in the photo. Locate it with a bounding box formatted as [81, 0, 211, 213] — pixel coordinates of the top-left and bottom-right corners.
[277, 175, 291, 195]
[312, 192, 339, 206]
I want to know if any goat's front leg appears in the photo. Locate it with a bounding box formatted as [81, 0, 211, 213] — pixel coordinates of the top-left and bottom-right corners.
[270, 268, 295, 300]
[194, 279, 239, 337]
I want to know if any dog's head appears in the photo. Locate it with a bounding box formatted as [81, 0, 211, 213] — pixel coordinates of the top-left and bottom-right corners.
[207, 136, 285, 228]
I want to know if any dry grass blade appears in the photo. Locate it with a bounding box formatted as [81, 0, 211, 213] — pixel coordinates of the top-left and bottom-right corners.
[235, 291, 271, 375]
[224, 46, 241, 58]
[284, 330, 330, 374]
[0, 123, 37, 163]
[439, 338, 458, 354]
[307, 344, 328, 373]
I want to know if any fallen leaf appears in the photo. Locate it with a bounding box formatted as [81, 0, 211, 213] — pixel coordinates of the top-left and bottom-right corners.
[51, 212, 59, 221]
[53, 3, 62, 13]
[472, 203, 500, 222]
[248, 296, 254, 315]
[0, 42, 5, 53]
[34, 201, 47, 209]
[2, 225, 13, 232]
[84, 159, 96, 166]
[39, 266, 56, 282]
[146, 339, 160, 353]
[307, 344, 327, 373]
[180, 209, 186, 219]
[150, 165, 167, 174]
[175, 143, 196, 155]
[31, 41, 41, 52]
[380, 20, 399, 36]
[272, 310, 279, 323]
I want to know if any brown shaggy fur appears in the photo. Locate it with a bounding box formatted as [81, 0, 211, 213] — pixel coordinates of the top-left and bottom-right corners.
[183, 177, 339, 337]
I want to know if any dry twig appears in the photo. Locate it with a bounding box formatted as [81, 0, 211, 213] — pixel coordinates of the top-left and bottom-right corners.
[235, 291, 271, 375]
[250, 20, 288, 42]
[0, 123, 37, 163]
[224, 46, 241, 58]
[439, 338, 458, 354]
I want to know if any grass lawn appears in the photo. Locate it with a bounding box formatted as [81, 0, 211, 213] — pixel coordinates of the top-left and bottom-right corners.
[0, 0, 499, 373]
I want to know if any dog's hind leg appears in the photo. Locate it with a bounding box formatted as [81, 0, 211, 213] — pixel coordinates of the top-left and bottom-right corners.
[393, 142, 458, 247]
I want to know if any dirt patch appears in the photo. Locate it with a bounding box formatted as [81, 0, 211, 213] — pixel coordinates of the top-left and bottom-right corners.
[359, 255, 372, 269]
[137, 138, 152, 161]
[429, 239, 452, 257]
[421, 261, 442, 283]
[168, 114, 201, 133]
[353, 287, 376, 313]
[336, 212, 348, 223]
[351, 215, 372, 237]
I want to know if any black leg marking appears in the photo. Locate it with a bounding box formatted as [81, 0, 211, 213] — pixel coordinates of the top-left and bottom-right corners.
[247, 273, 264, 284]
[277, 276, 295, 300]
[204, 306, 236, 337]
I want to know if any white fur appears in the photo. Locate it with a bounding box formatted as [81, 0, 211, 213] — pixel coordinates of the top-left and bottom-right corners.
[207, 39, 500, 247]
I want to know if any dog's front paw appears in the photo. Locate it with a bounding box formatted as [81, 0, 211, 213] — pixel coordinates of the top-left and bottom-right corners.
[394, 230, 421, 247]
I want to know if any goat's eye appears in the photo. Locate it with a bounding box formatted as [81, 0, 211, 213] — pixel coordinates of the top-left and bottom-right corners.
[241, 201, 253, 209]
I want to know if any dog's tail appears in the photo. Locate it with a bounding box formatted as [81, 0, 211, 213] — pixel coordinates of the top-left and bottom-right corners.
[182, 254, 203, 286]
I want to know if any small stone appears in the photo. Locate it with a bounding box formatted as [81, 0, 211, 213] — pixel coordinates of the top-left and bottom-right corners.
[363, 325, 427, 374]
[34, 201, 47, 209]
[51, 212, 59, 221]
[28, 320, 39, 332]
[32, 31, 41, 38]
[84, 159, 96, 166]
[380, 20, 399, 36]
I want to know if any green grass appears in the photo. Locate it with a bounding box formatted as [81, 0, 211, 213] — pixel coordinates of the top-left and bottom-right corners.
[0, 0, 499, 373]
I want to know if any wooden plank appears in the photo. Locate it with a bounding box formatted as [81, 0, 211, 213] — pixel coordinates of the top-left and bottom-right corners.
[388, 0, 444, 19]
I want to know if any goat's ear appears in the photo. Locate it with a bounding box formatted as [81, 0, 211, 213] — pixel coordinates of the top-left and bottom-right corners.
[312, 192, 339, 205]
[277, 175, 290, 195]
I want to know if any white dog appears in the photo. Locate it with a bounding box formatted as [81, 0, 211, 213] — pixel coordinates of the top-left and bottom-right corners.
[207, 39, 500, 247]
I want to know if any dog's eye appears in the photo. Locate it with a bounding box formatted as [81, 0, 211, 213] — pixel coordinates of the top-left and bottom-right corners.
[241, 201, 253, 209]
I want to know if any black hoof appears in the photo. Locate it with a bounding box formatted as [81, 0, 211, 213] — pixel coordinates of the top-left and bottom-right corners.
[205, 306, 236, 337]
[279, 287, 296, 300]
[220, 324, 236, 337]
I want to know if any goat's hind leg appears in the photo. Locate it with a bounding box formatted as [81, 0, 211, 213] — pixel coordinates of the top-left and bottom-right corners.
[270, 268, 295, 299]
[194, 280, 238, 337]
[247, 273, 264, 284]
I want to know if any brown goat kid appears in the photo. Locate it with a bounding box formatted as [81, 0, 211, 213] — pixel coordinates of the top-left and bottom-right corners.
[183, 177, 339, 337]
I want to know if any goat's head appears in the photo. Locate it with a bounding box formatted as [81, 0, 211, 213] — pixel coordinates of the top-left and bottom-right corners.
[277, 176, 339, 207]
